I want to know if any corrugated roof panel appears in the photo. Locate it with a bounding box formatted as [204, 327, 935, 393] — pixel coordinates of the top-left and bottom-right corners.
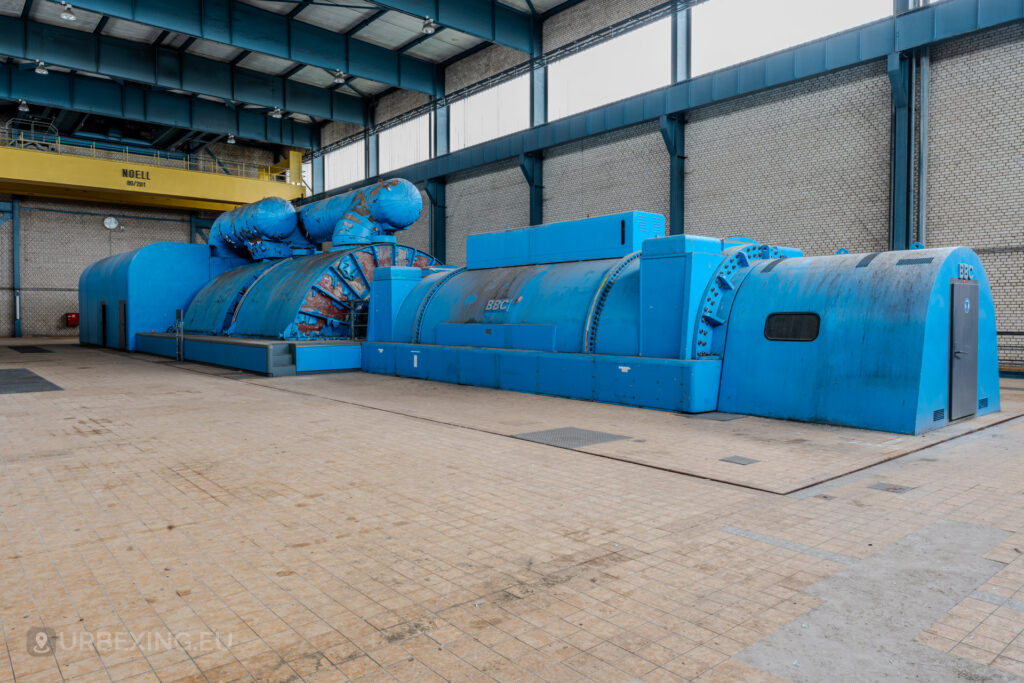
[29, 0, 104, 31]
[290, 66, 335, 88]
[236, 0, 294, 15]
[239, 52, 296, 75]
[162, 32, 191, 49]
[100, 17, 165, 42]
[345, 78, 390, 96]
[355, 11, 423, 49]
[0, 1, 25, 17]
[294, 3, 377, 32]
[406, 30, 485, 62]
[187, 39, 246, 62]
[497, 0, 532, 13]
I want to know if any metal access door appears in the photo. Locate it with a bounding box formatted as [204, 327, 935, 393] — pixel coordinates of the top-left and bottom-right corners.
[100, 302, 107, 347]
[118, 300, 127, 350]
[950, 280, 979, 421]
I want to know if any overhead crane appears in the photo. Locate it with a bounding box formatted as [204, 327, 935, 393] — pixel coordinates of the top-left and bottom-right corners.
[0, 134, 305, 212]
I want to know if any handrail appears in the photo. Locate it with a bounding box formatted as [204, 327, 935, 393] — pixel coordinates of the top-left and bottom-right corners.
[0, 132, 302, 185]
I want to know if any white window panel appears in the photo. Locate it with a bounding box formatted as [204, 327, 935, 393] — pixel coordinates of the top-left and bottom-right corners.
[324, 139, 366, 190]
[379, 113, 432, 174]
[691, 0, 892, 76]
[450, 74, 530, 151]
[547, 18, 671, 121]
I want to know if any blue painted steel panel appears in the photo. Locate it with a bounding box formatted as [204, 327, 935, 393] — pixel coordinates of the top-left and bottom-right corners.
[294, 344, 362, 372]
[186, 243, 437, 340]
[368, 213, 999, 434]
[718, 247, 999, 433]
[79, 243, 212, 351]
[135, 333, 178, 358]
[186, 338, 268, 373]
[466, 212, 665, 269]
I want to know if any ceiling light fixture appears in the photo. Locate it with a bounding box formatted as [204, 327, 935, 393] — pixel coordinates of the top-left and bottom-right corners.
[34, 60, 49, 75]
[227, 133, 236, 144]
[269, 107, 283, 119]
[17, 100, 29, 113]
[60, 2, 77, 21]
[421, 17, 438, 35]
[333, 70, 346, 85]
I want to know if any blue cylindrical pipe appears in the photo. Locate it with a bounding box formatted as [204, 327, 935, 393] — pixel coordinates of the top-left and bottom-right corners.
[208, 196, 299, 259]
[298, 178, 423, 248]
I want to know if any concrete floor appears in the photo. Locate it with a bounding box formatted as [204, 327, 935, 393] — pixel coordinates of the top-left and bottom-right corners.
[3, 340, 1024, 682]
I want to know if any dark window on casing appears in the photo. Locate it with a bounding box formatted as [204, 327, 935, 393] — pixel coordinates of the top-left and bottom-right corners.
[764, 313, 820, 341]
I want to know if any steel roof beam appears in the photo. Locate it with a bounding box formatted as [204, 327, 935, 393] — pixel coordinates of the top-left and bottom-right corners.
[68, 0, 440, 94]
[0, 15, 365, 125]
[0, 62, 317, 147]
[368, 0, 534, 53]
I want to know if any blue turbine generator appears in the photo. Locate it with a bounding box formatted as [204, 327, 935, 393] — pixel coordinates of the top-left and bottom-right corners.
[364, 211, 999, 434]
[79, 179, 440, 375]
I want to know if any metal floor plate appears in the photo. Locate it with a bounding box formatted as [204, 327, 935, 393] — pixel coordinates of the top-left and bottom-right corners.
[0, 369, 62, 394]
[514, 427, 630, 449]
[9, 346, 53, 354]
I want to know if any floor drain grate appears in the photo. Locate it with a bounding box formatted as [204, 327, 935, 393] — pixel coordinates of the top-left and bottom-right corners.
[694, 412, 746, 421]
[720, 455, 759, 465]
[868, 482, 915, 494]
[9, 346, 53, 354]
[0, 369, 62, 394]
[514, 427, 630, 449]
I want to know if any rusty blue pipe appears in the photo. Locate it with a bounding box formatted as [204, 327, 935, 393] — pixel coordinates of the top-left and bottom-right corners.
[298, 178, 423, 249]
[208, 196, 300, 260]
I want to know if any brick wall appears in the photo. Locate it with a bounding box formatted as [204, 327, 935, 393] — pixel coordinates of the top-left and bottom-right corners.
[685, 61, 891, 256]
[543, 120, 670, 225]
[0, 199, 190, 338]
[927, 23, 1024, 365]
[445, 160, 529, 267]
[542, 0, 664, 50]
[445, 45, 526, 93]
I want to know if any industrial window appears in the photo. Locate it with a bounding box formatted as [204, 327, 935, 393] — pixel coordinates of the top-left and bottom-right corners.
[324, 139, 365, 190]
[547, 18, 671, 121]
[450, 74, 530, 151]
[379, 113, 431, 174]
[691, 0, 891, 76]
[764, 313, 820, 342]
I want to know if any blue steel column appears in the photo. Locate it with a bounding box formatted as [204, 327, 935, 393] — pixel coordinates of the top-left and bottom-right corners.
[888, 52, 914, 250]
[425, 179, 446, 262]
[524, 18, 545, 226]
[12, 197, 21, 337]
[662, 0, 690, 236]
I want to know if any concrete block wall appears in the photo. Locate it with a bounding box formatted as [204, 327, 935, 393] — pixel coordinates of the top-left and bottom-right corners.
[445, 45, 526, 93]
[926, 23, 1024, 365]
[445, 160, 529, 267]
[685, 61, 891, 256]
[0, 199, 190, 338]
[542, 0, 664, 50]
[543, 120, 670, 225]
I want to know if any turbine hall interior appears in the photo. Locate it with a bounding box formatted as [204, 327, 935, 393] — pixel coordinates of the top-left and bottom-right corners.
[79, 187, 997, 435]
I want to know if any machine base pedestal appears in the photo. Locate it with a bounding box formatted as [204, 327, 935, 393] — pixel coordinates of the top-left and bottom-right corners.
[362, 342, 721, 413]
[137, 333, 361, 376]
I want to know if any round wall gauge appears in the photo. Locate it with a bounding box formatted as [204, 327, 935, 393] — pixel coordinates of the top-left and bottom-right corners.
[103, 216, 120, 231]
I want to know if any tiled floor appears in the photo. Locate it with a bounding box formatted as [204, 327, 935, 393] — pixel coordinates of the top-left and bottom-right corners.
[1, 340, 1024, 682]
